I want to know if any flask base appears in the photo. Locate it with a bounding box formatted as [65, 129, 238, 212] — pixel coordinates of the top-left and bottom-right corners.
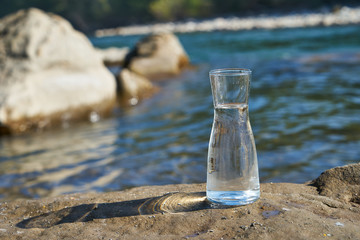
[207, 189, 260, 206]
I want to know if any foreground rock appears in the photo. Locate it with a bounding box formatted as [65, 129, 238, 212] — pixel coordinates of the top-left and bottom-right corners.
[0, 164, 359, 240]
[0, 8, 116, 134]
[124, 33, 189, 79]
[312, 163, 360, 203]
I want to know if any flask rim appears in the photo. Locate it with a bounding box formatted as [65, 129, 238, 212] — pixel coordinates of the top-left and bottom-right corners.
[209, 68, 252, 76]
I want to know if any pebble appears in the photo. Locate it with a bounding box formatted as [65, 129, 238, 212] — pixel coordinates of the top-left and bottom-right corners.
[335, 222, 344, 227]
[240, 225, 248, 231]
[250, 222, 263, 228]
[89, 111, 100, 123]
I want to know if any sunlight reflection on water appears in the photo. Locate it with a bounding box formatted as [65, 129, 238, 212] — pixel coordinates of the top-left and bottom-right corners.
[1, 25, 360, 201]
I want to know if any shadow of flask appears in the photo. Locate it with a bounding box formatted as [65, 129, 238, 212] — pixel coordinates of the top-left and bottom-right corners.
[17, 192, 232, 229]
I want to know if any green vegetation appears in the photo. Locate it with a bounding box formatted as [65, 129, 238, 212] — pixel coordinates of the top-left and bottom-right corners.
[149, 0, 212, 21]
[0, 0, 357, 32]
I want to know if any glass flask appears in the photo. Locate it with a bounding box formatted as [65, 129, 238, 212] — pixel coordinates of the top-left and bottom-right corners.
[207, 68, 260, 205]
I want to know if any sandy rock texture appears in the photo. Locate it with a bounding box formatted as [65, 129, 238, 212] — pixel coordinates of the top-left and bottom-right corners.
[0, 8, 116, 134]
[312, 163, 360, 204]
[0, 164, 359, 240]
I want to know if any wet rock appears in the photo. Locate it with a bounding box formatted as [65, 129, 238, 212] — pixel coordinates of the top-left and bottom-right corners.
[96, 47, 129, 66]
[312, 163, 360, 203]
[0, 8, 116, 134]
[124, 33, 189, 79]
[117, 69, 158, 105]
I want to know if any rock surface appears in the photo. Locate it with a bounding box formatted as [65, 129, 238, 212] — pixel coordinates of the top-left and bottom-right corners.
[96, 47, 129, 66]
[124, 33, 189, 79]
[312, 163, 360, 204]
[0, 164, 359, 240]
[0, 8, 116, 134]
[118, 69, 158, 105]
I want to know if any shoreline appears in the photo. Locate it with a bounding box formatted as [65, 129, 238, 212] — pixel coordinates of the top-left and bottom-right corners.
[95, 6, 360, 37]
[0, 164, 358, 239]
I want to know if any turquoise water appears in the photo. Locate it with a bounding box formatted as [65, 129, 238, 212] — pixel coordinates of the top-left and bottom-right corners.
[1, 25, 360, 200]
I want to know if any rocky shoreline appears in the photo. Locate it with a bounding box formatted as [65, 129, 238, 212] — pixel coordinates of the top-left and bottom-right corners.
[95, 6, 360, 37]
[0, 164, 359, 239]
[0, 8, 189, 135]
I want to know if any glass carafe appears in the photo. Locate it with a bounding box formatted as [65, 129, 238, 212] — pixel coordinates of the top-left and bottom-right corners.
[207, 68, 260, 205]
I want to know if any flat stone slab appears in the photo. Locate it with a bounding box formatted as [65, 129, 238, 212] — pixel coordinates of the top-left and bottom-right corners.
[0, 182, 359, 239]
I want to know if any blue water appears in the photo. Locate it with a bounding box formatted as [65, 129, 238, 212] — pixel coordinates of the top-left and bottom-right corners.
[1, 25, 360, 201]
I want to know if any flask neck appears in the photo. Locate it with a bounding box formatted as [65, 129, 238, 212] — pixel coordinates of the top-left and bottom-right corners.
[214, 103, 249, 123]
[210, 69, 251, 107]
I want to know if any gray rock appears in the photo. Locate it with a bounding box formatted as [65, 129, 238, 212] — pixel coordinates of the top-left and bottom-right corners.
[0, 8, 116, 134]
[312, 163, 360, 203]
[124, 33, 189, 79]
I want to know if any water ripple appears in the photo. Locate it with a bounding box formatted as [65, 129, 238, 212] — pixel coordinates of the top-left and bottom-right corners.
[1, 25, 360, 200]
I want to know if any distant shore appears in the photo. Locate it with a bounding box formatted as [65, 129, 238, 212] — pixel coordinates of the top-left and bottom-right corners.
[95, 6, 360, 37]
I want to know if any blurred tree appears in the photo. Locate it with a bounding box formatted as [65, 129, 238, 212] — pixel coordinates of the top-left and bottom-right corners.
[149, 0, 212, 21]
[103, 0, 154, 26]
[0, 0, 358, 32]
